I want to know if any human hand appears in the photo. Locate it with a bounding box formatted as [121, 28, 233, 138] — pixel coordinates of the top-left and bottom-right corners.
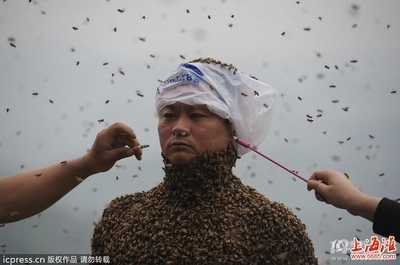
[82, 122, 143, 175]
[307, 170, 365, 216]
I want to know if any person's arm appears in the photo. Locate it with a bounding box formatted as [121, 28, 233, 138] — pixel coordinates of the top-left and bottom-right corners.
[307, 170, 381, 222]
[0, 122, 143, 223]
[372, 197, 400, 240]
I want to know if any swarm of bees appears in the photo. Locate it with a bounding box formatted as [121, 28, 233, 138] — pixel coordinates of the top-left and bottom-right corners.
[2, 1, 397, 261]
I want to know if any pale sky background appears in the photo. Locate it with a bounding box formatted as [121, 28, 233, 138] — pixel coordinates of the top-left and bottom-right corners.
[0, 0, 399, 264]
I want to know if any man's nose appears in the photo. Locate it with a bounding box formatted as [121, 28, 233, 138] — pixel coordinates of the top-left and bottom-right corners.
[172, 115, 190, 136]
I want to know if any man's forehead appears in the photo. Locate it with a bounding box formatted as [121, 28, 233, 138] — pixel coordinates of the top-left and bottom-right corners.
[162, 102, 208, 111]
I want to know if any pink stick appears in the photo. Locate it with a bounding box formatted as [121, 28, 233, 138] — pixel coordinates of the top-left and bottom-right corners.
[234, 136, 308, 183]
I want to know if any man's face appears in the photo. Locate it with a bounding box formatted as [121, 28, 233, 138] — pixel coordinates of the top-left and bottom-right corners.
[158, 102, 233, 164]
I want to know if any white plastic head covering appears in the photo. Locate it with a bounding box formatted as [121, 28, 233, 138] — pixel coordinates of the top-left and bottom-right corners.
[155, 58, 276, 156]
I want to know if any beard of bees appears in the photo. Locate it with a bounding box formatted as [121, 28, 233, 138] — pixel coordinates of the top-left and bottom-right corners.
[92, 141, 317, 264]
[160, 141, 238, 205]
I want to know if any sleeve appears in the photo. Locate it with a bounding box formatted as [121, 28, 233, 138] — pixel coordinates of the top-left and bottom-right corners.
[91, 194, 137, 255]
[259, 201, 319, 264]
[372, 197, 400, 242]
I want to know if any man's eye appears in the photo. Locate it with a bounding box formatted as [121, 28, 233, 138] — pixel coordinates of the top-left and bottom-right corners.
[163, 113, 175, 119]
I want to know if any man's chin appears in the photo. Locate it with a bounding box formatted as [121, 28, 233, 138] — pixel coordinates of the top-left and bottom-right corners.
[167, 152, 197, 165]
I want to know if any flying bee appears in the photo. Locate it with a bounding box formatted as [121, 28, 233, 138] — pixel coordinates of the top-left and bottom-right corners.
[60, 160, 67, 165]
[35, 173, 42, 177]
[303, 27, 311, 31]
[139, 37, 146, 42]
[316, 114, 322, 117]
[350, 59, 358, 63]
[149, 54, 155, 58]
[335, 65, 339, 70]
[332, 100, 339, 103]
[306, 114, 313, 119]
[32, 92, 39, 96]
[324, 65, 330, 69]
[307, 118, 314, 123]
[346, 137, 351, 141]
[136, 91, 144, 97]
[329, 85, 336, 88]
[338, 217, 342, 220]
[119, 70, 125, 75]
[116, 176, 119, 180]
[241, 92, 248, 97]
[390, 90, 397, 94]
[117, 8, 125, 14]
[298, 96, 302, 101]
[76, 61, 80, 66]
[75, 176, 83, 183]
[295, 207, 301, 211]
[105, 100, 109, 104]
[113, 27, 117, 32]
[186, 9, 190, 13]
[379, 173, 385, 177]
[49, 99, 54, 104]
[179, 54, 186, 59]
[356, 228, 362, 232]
[281, 31, 286, 36]
[140, 15, 146, 20]
[338, 141, 344, 145]
[72, 26, 78, 31]
[103, 62, 109, 66]
[369, 134, 375, 139]
[5, 108, 11, 113]
[207, 15, 212, 19]
[10, 42, 16, 48]
[342, 106, 349, 111]
[97, 119, 104, 124]
[228, 23, 233, 28]
[254, 90, 259, 96]
[263, 103, 269, 108]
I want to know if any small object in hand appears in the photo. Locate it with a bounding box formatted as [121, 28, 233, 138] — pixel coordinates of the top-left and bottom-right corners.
[132, 144, 149, 152]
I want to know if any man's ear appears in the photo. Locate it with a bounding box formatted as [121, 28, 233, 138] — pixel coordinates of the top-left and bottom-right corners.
[229, 124, 236, 138]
